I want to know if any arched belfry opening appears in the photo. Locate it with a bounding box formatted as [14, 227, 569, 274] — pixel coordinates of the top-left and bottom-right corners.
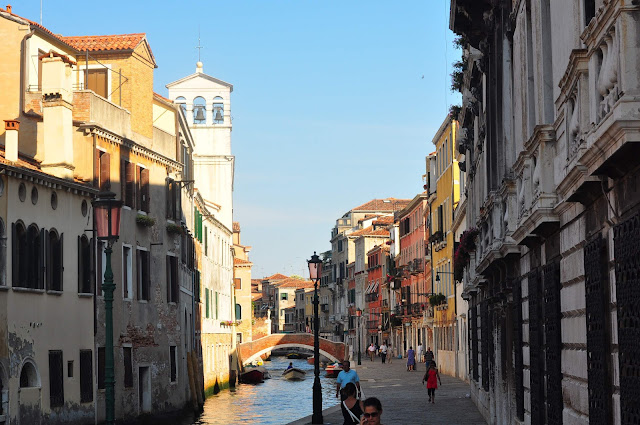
[213, 96, 224, 124]
[193, 96, 206, 124]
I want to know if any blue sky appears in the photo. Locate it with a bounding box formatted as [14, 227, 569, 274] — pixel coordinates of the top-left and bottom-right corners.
[18, 0, 460, 278]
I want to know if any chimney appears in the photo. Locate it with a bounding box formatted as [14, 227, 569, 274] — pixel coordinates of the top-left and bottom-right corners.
[6, 5, 11, 13]
[3, 120, 19, 162]
[41, 52, 75, 179]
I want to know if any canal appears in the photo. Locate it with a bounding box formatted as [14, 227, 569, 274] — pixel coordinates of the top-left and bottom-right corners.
[182, 356, 340, 424]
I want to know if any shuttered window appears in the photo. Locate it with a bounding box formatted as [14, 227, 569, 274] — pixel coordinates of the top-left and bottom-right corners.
[79, 350, 93, 402]
[46, 230, 63, 292]
[166, 255, 178, 303]
[97, 347, 105, 390]
[170, 346, 177, 382]
[122, 160, 136, 208]
[87, 69, 108, 98]
[77, 236, 93, 294]
[137, 167, 150, 213]
[137, 249, 150, 301]
[49, 350, 64, 407]
[94, 151, 111, 191]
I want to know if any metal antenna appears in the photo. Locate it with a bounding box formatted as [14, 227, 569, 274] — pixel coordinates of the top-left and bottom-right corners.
[40, 0, 43, 25]
[196, 28, 203, 62]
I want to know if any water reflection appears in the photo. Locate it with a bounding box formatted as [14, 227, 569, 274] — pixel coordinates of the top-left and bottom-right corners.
[187, 356, 339, 425]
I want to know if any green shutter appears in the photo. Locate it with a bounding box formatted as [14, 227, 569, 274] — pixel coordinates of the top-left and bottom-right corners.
[215, 292, 219, 319]
[205, 289, 210, 318]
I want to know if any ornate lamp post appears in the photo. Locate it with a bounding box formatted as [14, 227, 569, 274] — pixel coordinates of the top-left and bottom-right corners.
[356, 308, 362, 365]
[92, 192, 123, 425]
[308, 252, 323, 424]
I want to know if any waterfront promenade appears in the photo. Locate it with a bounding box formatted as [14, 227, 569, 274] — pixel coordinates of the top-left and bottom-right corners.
[287, 357, 486, 425]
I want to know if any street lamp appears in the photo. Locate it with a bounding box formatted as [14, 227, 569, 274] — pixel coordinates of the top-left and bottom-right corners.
[92, 191, 123, 425]
[308, 252, 323, 424]
[356, 308, 362, 365]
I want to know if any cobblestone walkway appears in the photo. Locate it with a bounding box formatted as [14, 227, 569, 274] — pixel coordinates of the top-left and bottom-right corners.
[287, 356, 486, 424]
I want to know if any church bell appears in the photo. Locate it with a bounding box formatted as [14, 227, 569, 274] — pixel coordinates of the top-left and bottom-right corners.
[214, 108, 223, 122]
[194, 106, 206, 121]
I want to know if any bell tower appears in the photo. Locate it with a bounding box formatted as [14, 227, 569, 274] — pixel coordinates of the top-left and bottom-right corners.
[166, 62, 234, 230]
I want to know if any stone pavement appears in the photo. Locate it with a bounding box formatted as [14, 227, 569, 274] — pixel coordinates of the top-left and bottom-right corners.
[287, 357, 486, 425]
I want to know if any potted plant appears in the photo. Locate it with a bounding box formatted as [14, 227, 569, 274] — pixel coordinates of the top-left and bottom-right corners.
[136, 214, 156, 228]
[166, 223, 184, 235]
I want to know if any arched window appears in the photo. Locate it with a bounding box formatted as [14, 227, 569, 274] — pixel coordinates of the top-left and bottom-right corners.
[26, 224, 42, 289]
[213, 96, 224, 124]
[78, 235, 92, 294]
[12, 221, 28, 287]
[193, 96, 206, 124]
[175, 96, 187, 117]
[46, 229, 63, 291]
[19, 361, 39, 388]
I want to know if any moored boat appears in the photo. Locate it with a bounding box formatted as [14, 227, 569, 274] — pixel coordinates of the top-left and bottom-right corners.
[239, 368, 264, 384]
[282, 367, 306, 381]
[325, 363, 341, 378]
[286, 352, 309, 359]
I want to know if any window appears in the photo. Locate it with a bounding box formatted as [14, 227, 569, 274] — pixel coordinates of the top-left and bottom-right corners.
[48, 350, 64, 408]
[12, 222, 43, 289]
[123, 346, 133, 388]
[235, 304, 242, 320]
[165, 179, 181, 220]
[584, 0, 595, 26]
[175, 96, 187, 117]
[97, 347, 105, 390]
[78, 236, 93, 294]
[95, 150, 110, 191]
[281, 293, 288, 301]
[170, 346, 177, 382]
[215, 292, 219, 319]
[0, 219, 5, 287]
[137, 166, 150, 213]
[205, 289, 210, 318]
[123, 246, 132, 299]
[79, 350, 93, 402]
[67, 361, 73, 378]
[19, 362, 38, 388]
[234, 278, 241, 290]
[46, 229, 63, 291]
[87, 68, 108, 98]
[166, 255, 178, 303]
[338, 240, 343, 252]
[120, 159, 135, 209]
[137, 249, 150, 301]
[204, 227, 208, 256]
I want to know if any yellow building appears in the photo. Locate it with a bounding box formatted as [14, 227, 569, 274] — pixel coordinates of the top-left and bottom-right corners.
[428, 116, 459, 376]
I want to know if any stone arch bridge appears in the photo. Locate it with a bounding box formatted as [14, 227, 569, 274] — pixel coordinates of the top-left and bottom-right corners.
[238, 333, 346, 365]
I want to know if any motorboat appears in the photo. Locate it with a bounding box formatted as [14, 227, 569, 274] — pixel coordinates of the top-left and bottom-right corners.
[325, 363, 341, 378]
[286, 352, 309, 359]
[254, 366, 271, 379]
[282, 367, 306, 381]
[239, 368, 264, 384]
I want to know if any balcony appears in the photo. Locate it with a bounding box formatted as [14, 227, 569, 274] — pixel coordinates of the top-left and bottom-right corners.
[512, 125, 559, 246]
[366, 320, 379, 330]
[365, 293, 379, 302]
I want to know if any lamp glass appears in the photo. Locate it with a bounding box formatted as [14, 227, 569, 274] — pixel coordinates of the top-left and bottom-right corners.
[435, 274, 441, 282]
[307, 252, 323, 281]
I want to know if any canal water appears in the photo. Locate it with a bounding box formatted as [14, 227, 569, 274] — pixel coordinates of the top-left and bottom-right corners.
[184, 356, 340, 424]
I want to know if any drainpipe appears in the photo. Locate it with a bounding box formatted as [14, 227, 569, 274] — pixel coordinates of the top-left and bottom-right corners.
[21, 30, 36, 114]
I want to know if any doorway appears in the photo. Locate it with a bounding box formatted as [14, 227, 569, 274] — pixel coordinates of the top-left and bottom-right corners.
[138, 366, 151, 413]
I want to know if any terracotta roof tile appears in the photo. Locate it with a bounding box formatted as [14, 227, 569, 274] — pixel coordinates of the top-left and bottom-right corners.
[233, 222, 241, 232]
[352, 198, 411, 212]
[60, 33, 146, 52]
[350, 226, 390, 238]
[153, 92, 173, 104]
[276, 278, 314, 288]
[234, 258, 252, 266]
[372, 216, 394, 225]
[264, 273, 288, 281]
[1, 6, 78, 51]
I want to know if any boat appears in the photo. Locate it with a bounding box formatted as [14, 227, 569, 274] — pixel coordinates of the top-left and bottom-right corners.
[325, 363, 341, 378]
[239, 368, 264, 384]
[286, 352, 309, 359]
[254, 366, 271, 379]
[282, 367, 306, 380]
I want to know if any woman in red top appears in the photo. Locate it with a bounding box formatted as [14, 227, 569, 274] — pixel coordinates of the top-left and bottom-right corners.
[422, 362, 442, 403]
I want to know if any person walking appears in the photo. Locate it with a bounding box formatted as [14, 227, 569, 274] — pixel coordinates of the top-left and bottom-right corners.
[379, 342, 387, 364]
[340, 382, 363, 425]
[387, 345, 393, 364]
[424, 347, 434, 368]
[417, 344, 424, 363]
[422, 362, 442, 403]
[406, 346, 416, 371]
[336, 360, 361, 400]
[368, 343, 376, 362]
